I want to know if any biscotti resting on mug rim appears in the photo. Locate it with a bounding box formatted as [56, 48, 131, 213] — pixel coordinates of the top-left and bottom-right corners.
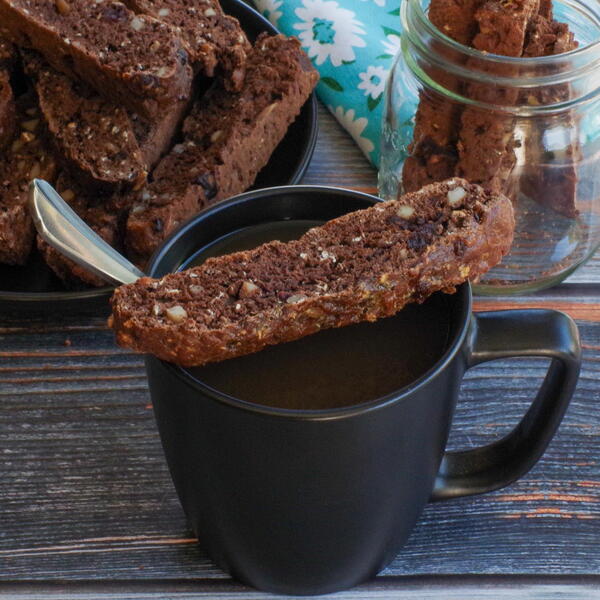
[110, 179, 515, 367]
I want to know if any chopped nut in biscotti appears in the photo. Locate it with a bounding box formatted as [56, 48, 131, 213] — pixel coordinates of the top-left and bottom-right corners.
[447, 186, 467, 205]
[55, 0, 71, 15]
[286, 294, 308, 304]
[110, 179, 514, 367]
[166, 305, 188, 323]
[396, 205, 415, 219]
[239, 281, 260, 298]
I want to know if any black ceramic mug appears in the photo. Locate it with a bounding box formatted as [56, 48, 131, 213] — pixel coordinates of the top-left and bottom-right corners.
[145, 187, 581, 596]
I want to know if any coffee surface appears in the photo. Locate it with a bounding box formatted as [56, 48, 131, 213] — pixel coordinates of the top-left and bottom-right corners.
[184, 220, 451, 410]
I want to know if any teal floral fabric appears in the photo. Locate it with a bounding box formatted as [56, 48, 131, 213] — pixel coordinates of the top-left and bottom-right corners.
[252, 0, 403, 167]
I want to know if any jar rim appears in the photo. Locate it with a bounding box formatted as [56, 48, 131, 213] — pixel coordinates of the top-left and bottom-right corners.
[407, 0, 600, 65]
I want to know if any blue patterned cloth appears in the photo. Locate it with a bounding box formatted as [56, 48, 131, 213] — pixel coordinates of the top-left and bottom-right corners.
[252, 0, 403, 167]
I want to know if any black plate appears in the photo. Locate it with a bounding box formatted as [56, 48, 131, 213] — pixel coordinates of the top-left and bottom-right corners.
[0, 0, 318, 312]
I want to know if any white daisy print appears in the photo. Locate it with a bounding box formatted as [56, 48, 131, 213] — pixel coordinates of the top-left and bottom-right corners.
[294, 0, 366, 67]
[381, 33, 401, 57]
[329, 105, 374, 157]
[254, 0, 283, 27]
[358, 65, 389, 99]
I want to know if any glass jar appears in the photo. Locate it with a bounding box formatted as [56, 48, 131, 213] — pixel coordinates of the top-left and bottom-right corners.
[379, 0, 600, 294]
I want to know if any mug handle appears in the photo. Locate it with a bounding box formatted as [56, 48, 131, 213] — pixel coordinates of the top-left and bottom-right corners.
[431, 309, 581, 501]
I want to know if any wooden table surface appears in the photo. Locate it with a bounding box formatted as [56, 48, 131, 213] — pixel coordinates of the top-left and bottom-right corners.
[2, 104, 600, 599]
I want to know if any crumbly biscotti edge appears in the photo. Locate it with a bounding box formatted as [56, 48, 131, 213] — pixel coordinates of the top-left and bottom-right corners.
[110, 179, 515, 366]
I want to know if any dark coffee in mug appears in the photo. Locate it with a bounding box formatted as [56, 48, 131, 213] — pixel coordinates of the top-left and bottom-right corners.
[183, 220, 451, 410]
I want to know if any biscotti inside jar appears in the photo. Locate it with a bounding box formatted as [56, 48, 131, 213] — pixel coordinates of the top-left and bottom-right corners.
[402, 0, 580, 218]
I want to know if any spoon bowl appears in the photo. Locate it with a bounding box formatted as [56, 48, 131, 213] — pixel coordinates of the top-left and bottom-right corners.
[29, 179, 145, 286]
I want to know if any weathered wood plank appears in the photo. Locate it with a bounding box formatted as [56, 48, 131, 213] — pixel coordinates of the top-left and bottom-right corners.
[0, 304, 599, 581]
[1, 577, 600, 599]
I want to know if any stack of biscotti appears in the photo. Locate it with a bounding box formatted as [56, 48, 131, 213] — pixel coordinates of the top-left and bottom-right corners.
[402, 0, 579, 217]
[0, 0, 193, 118]
[110, 179, 515, 366]
[22, 50, 188, 192]
[0, 0, 318, 286]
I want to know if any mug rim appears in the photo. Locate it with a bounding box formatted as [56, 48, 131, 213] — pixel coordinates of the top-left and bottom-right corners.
[147, 185, 473, 421]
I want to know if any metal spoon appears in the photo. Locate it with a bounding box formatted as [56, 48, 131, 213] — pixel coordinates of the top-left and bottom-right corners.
[29, 178, 145, 286]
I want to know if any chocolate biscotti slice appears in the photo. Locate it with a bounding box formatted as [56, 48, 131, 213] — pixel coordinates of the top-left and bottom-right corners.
[122, 0, 250, 90]
[520, 15, 579, 217]
[23, 52, 147, 191]
[0, 0, 193, 120]
[454, 0, 540, 195]
[0, 70, 15, 150]
[181, 33, 318, 196]
[125, 33, 318, 266]
[0, 94, 58, 265]
[38, 174, 125, 286]
[0, 37, 16, 150]
[111, 179, 514, 367]
[0, 37, 16, 68]
[402, 0, 484, 193]
[24, 51, 188, 191]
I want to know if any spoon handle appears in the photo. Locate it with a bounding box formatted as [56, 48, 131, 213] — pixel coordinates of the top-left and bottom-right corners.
[29, 179, 146, 286]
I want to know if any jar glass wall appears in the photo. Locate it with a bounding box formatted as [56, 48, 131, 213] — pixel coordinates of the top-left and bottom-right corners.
[379, 0, 600, 294]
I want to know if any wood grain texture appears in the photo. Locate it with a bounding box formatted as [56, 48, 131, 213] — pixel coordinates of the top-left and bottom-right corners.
[302, 104, 377, 191]
[1, 307, 599, 582]
[1, 577, 600, 599]
[1, 106, 600, 596]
